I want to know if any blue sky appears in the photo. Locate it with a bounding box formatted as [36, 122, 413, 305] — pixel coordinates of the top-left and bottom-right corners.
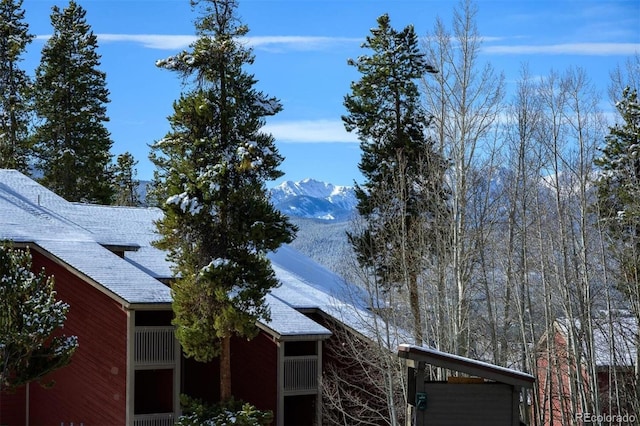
[22, 0, 640, 187]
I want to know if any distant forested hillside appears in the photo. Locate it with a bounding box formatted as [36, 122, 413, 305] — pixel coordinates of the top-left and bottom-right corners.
[287, 216, 352, 275]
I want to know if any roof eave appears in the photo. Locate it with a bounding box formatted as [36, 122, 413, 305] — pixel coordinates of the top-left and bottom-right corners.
[126, 302, 173, 311]
[256, 321, 331, 342]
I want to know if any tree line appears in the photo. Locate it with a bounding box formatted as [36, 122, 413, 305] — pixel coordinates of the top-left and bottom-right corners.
[0, 0, 139, 205]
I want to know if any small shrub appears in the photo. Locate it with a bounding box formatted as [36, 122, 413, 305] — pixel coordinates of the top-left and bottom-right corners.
[176, 395, 273, 426]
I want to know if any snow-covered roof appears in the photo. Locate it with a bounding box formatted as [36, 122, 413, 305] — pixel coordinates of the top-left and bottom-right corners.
[555, 316, 638, 368]
[269, 245, 371, 324]
[267, 244, 411, 346]
[0, 170, 341, 338]
[260, 294, 330, 339]
[0, 169, 172, 305]
[70, 203, 174, 279]
[37, 239, 172, 305]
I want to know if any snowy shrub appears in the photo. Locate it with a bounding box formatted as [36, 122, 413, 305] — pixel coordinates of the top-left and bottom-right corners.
[176, 395, 273, 426]
[0, 243, 78, 390]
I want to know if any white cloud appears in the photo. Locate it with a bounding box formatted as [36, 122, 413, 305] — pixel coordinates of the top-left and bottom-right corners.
[35, 33, 196, 50]
[483, 43, 640, 56]
[97, 34, 197, 50]
[88, 33, 359, 51]
[264, 119, 359, 143]
[244, 36, 360, 52]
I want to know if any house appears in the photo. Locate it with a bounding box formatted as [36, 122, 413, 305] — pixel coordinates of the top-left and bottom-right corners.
[0, 169, 380, 426]
[535, 316, 638, 426]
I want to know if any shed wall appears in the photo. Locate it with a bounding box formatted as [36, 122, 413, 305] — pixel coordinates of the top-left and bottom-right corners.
[416, 382, 515, 426]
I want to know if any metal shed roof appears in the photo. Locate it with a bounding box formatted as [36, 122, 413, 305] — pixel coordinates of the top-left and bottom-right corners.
[398, 344, 535, 389]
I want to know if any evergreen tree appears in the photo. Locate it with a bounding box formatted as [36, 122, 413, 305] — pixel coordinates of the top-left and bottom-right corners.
[594, 88, 640, 399]
[343, 14, 448, 345]
[0, 0, 33, 172]
[0, 244, 78, 391]
[31, 0, 113, 203]
[111, 152, 140, 206]
[150, 0, 296, 401]
[595, 87, 640, 314]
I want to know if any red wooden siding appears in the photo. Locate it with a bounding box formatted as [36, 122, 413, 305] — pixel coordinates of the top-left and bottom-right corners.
[182, 331, 278, 415]
[536, 331, 584, 426]
[231, 332, 278, 413]
[24, 250, 129, 425]
[0, 386, 26, 425]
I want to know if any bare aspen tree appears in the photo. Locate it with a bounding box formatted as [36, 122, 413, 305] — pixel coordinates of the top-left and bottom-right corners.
[532, 67, 609, 424]
[421, 0, 504, 356]
[533, 184, 568, 426]
[562, 67, 607, 418]
[323, 201, 410, 426]
[534, 70, 580, 426]
[461, 151, 505, 365]
[608, 53, 639, 104]
[526, 70, 588, 426]
[501, 64, 547, 424]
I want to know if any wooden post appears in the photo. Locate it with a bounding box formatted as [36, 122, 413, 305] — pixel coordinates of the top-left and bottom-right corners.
[404, 359, 427, 426]
[415, 361, 426, 426]
[406, 365, 414, 426]
[220, 335, 232, 401]
[25, 382, 29, 426]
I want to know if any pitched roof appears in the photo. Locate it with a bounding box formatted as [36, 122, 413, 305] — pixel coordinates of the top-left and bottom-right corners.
[0, 169, 335, 338]
[268, 244, 389, 342]
[0, 169, 172, 305]
[261, 294, 331, 340]
[70, 203, 173, 279]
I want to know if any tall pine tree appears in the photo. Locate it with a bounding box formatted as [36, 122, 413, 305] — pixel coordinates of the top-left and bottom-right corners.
[111, 152, 140, 206]
[343, 14, 448, 345]
[150, 0, 296, 401]
[594, 87, 640, 404]
[595, 87, 640, 317]
[31, 0, 113, 203]
[0, 0, 33, 172]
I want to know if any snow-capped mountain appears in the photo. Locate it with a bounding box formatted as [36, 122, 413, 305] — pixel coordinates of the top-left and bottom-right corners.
[269, 178, 357, 221]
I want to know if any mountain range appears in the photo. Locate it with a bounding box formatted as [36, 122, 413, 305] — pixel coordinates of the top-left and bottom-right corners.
[268, 178, 357, 272]
[269, 178, 357, 222]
